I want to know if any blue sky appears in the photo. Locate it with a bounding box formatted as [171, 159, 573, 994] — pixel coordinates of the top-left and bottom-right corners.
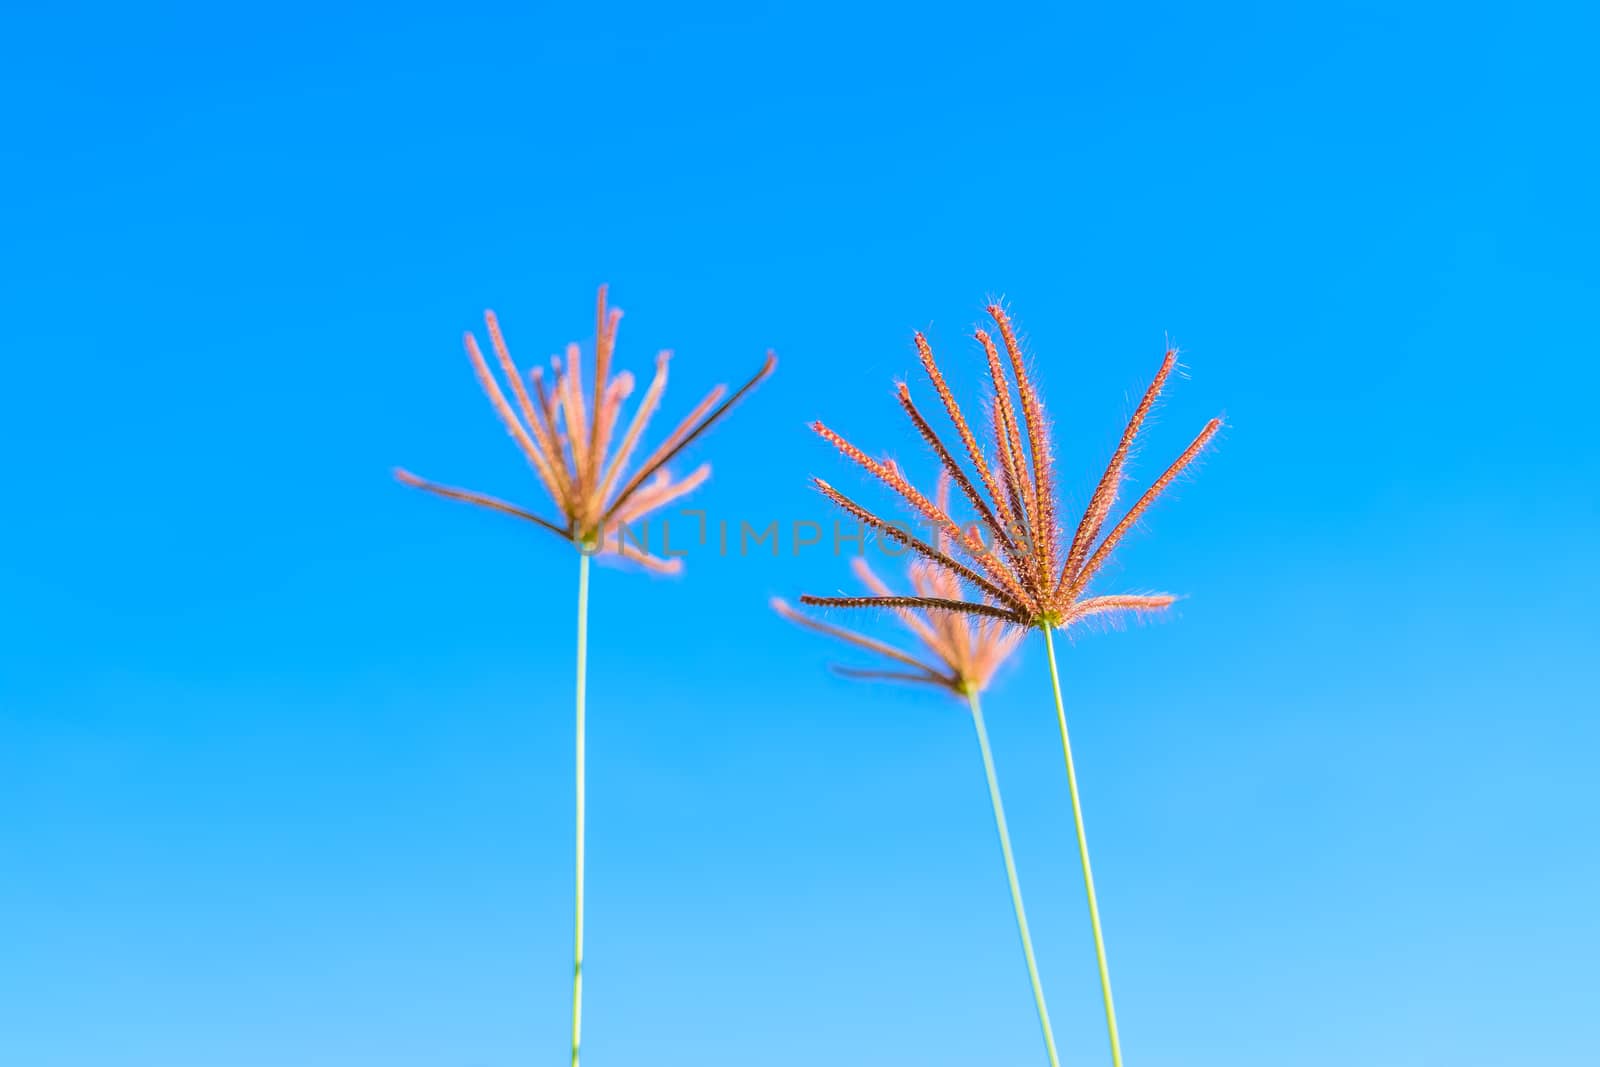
[2, 2, 1597, 1065]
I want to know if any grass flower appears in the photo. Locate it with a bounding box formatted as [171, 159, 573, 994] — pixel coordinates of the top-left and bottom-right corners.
[775, 474, 1063, 1063]
[801, 304, 1221, 1066]
[398, 286, 773, 1067]
[398, 285, 774, 572]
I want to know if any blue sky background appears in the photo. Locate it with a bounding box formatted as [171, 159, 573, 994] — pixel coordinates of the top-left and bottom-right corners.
[3, 2, 1597, 1065]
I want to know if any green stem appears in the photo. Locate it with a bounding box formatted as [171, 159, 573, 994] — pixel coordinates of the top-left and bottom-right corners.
[967, 688, 1061, 1067]
[571, 552, 590, 1067]
[1042, 625, 1124, 1067]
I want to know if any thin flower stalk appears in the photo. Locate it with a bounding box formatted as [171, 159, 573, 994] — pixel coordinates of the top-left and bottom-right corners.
[398, 288, 772, 1067]
[967, 685, 1058, 1067]
[801, 304, 1222, 1066]
[776, 478, 1058, 1064]
[571, 552, 589, 1067]
[1043, 624, 1120, 1064]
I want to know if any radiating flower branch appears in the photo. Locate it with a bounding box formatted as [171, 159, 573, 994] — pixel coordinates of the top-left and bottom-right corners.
[775, 475, 1059, 1065]
[800, 304, 1221, 1067]
[398, 286, 773, 1067]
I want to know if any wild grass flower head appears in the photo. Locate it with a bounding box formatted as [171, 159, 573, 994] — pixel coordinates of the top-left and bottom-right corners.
[801, 304, 1220, 628]
[398, 286, 775, 573]
[775, 473, 1026, 697]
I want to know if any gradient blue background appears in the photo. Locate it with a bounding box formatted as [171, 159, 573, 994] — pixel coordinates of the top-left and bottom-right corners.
[3, 3, 1597, 1065]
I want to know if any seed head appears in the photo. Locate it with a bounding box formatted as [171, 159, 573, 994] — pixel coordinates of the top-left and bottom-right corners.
[801, 304, 1219, 629]
[776, 474, 1026, 696]
[398, 286, 775, 572]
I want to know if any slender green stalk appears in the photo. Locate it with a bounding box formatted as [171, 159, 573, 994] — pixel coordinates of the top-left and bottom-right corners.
[967, 688, 1061, 1067]
[571, 552, 590, 1067]
[1041, 625, 1124, 1066]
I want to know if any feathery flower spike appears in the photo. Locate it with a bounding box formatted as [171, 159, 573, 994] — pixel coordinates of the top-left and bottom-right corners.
[397, 285, 776, 573]
[801, 303, 1219, 631]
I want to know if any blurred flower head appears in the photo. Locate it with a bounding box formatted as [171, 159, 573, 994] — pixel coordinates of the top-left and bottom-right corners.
[398, 286, 774, 573]
[776, 474, 1026, 697]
